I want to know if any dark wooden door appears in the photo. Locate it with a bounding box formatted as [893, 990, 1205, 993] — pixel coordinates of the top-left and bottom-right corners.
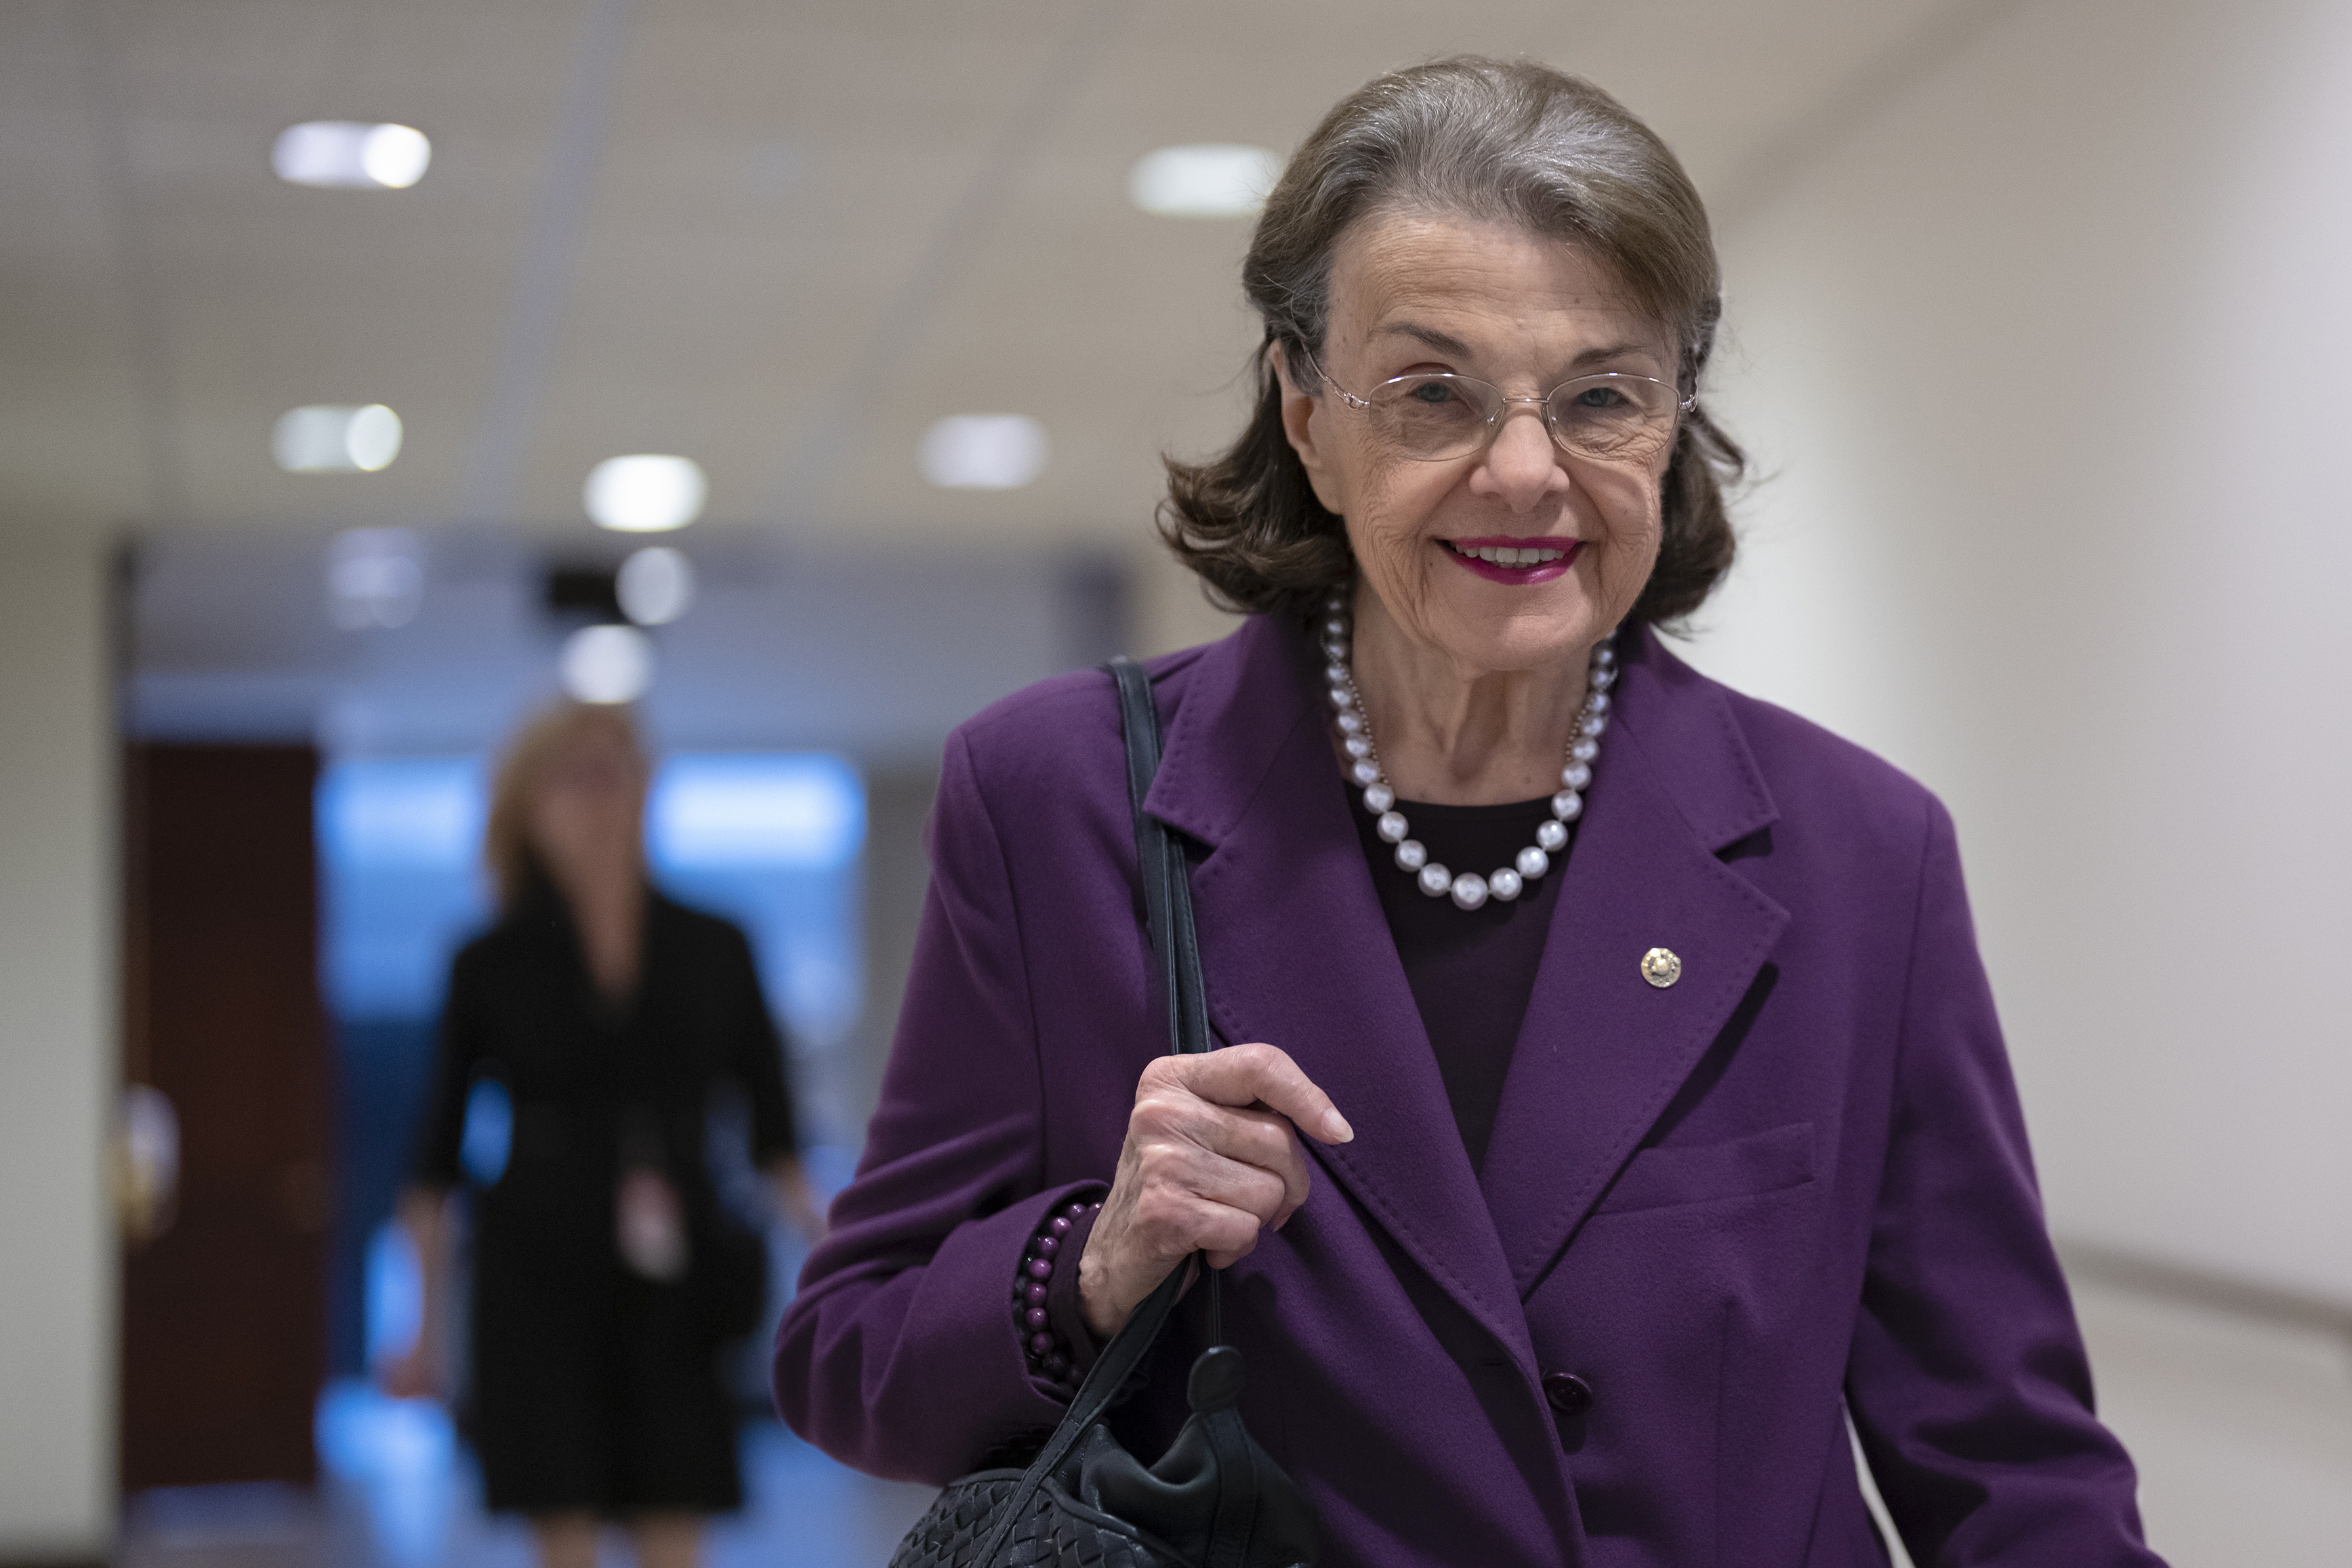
[121, 743, 333, 1491]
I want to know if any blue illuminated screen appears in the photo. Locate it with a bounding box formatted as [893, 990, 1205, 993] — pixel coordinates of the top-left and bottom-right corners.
[316, 750, 865, 1044]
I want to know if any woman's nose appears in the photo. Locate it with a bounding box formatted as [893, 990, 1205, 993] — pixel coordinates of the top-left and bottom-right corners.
[1471, 407, 1569, 509]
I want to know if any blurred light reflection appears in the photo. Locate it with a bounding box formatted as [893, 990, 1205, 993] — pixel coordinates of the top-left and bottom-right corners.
[560, 623, 655, 704]
[273, 122, 432, 189]
[617, 546, 695, 626]
[314, 1380, 457, 1568]
[1127, 144, 1282, 217]
[919, 414, 1048, 489]
[327, 529, 425, 630]
[585, 455, 707, 532]
[274, 404, 404, 474]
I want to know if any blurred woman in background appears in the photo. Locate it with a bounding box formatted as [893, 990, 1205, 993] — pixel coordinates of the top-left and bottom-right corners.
[385, 701, 821, 1568]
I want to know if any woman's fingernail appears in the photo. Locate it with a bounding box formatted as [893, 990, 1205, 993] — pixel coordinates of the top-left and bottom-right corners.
[1325, 1111, 1354, 1142]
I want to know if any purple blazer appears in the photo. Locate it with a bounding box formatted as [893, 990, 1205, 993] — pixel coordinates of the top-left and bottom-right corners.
[775, 614, 2161, 1568]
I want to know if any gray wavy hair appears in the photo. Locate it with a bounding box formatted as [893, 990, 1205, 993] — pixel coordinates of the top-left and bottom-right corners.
[1159, 56, 1744, 626]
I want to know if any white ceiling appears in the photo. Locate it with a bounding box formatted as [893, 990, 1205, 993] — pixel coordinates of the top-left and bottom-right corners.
[2, 0, 1975, 553]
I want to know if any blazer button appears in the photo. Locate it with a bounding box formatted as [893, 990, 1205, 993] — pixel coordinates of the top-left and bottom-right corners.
[1542, 1371, 1593, 1414]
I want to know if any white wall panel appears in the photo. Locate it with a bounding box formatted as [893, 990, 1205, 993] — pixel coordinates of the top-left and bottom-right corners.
[1685, 0, 2352, 1302]
[0, 537, 116, 1554]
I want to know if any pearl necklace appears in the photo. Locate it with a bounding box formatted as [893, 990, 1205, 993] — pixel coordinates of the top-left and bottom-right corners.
[1321, 589, 1616, 911]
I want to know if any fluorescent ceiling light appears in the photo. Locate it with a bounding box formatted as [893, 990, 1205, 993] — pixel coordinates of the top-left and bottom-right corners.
[273, 122, 432, 189]
[326, 528, 424, 630]
[275, 404, 403, 472]
[1128, 144, 1283, 218]
[585, 454, 707, 532]
[920, 415, 1049, 489]
[561, 623, 654, 705]
[616, 546, 695, 626]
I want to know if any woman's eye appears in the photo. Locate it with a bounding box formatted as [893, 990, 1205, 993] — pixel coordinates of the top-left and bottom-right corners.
[1409, 381, 1456, 405]
[1573, 385, 1627, 409]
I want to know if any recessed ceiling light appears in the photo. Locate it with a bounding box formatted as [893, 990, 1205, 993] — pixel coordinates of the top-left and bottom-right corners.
[274, 404, 403, 472]
[561, 624, 655, 705]
[272, 122, 432, 189]
[1128, 144, 1283, 218]
[617, 546, 695, 626]
[920, 415, 1049, 489]
[326, 529, 424, 630]
[584, 455, 707, 532]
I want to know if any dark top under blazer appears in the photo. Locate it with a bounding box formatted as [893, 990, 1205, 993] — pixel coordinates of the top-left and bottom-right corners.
[775, 615, 2162, 1568]
[1350, 790, 1576, 1171]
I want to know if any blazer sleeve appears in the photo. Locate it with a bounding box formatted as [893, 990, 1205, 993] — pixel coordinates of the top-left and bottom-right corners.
[771, 728, 1106, 1482]
[1845, 799, 2163, 1566]
[716, 919, 798, 1164]
[408, 940, 489, 1191]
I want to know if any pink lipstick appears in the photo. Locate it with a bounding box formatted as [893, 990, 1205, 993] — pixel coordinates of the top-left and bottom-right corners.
[1439, 536, 1580, 585]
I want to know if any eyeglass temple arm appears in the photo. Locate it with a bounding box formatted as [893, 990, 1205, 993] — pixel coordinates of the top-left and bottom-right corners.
[1285, 342, 1373, 409]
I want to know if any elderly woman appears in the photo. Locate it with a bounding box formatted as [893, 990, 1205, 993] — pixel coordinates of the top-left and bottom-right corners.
[777, 59, 2162, 1568]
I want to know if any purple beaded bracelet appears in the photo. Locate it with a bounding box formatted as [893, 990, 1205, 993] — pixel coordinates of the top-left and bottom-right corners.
[1014, 1198, 1100, 1395]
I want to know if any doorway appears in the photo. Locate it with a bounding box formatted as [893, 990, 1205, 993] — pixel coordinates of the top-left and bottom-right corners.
[119, 743, 333, 1491]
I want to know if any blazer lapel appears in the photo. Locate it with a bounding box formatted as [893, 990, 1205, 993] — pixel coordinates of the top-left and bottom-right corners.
[1480, 627, 1790, 1297]
[1145, 618, 1536, 1368]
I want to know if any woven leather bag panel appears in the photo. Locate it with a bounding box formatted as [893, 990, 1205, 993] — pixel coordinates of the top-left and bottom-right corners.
[890, 1476, 1182, 1568]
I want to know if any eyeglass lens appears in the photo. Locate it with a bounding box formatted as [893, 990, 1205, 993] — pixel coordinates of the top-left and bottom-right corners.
[1362, 373, 1681, 463]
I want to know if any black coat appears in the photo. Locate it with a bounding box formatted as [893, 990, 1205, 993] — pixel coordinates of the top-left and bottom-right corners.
[414, 888, 796, 1513]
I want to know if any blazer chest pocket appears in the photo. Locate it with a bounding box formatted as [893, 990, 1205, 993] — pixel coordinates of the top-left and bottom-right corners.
[1593, 1121, 1815, 1217]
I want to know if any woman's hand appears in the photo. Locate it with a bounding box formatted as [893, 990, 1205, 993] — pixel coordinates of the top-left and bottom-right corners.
[1078, 1041, 1352, 1338]
[378, 1184, 452, 1403]
[766, 1155, 828, 1243]
[379, 1340, 439, 1401]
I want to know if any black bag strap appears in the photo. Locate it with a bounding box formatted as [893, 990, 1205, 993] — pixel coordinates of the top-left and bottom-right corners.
[1109, 655, 1219, 1345]
[1113, 656, 1212, 1060]
[972, 658, 1218, 1563]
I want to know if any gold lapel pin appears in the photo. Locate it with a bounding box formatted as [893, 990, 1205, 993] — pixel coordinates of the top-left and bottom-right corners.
[1641, 947, 1682, 989]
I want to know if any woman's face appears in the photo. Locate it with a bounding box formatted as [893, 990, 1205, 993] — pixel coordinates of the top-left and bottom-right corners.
[527, 728, 645, 882]
[1279, 210, 1682, 675]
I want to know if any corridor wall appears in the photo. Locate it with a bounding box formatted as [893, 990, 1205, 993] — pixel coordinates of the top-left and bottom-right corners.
[1683, 0, 2352, 1302]
[0, 538, 115, 1559]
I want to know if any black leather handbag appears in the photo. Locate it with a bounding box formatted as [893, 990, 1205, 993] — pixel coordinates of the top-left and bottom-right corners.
[886, 658, 1321, 1568]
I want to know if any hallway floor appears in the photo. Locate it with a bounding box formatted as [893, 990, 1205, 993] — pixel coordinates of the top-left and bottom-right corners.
[119, 1388, 936, 1568]
[1859, 1276, 2352, 1568]
[2074, 1278, 2352, 1568]
[115, 1281, 2352, 1568]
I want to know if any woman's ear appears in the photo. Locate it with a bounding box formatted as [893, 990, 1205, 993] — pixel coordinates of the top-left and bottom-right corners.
[1273, 343, 1346, 516]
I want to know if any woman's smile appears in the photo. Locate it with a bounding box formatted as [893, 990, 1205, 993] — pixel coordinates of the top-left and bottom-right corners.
[1438, 535, 1580, 584]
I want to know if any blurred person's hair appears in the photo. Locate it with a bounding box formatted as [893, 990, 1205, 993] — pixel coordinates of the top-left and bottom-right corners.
[483, 700, 646, 911]
[1161, 56, 1744, 627]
